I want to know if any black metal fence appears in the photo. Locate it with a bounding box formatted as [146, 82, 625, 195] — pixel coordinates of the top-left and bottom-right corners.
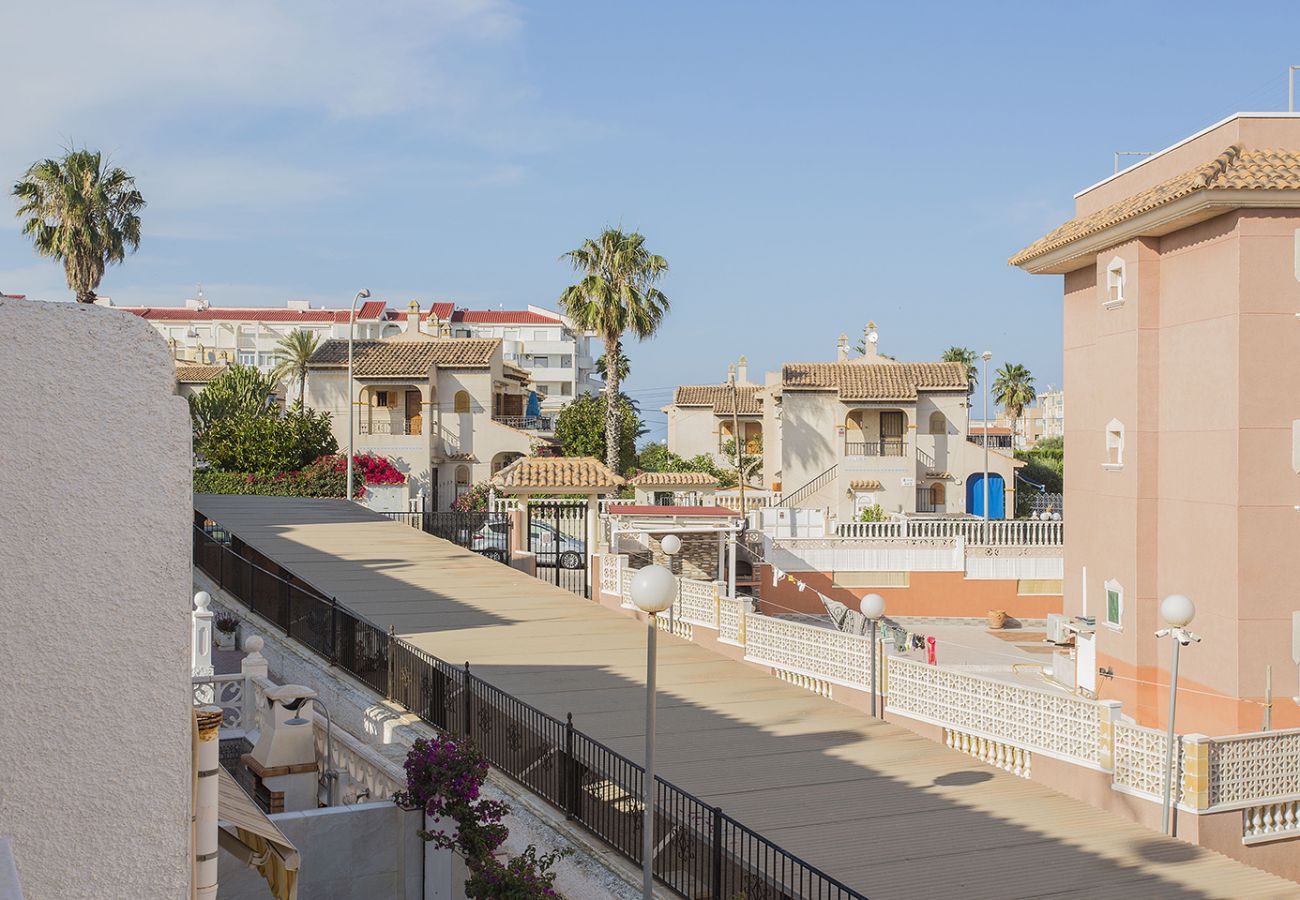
[527, 500, 589, 598]
[193, 513, 865, 899]
[380, 510, 512, 563]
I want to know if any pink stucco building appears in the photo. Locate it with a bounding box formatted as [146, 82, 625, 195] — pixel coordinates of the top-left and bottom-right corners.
[1012, 113, 1300, 735]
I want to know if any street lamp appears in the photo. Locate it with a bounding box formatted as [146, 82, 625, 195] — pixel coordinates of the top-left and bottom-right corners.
[346, 288, 372, 502]
[980, 351, 993, 524]
[661, 533, 682, 633]
[630, 564, 675, 898]
[861, 593, 886, 717]
[1157, 593, 1201, 836]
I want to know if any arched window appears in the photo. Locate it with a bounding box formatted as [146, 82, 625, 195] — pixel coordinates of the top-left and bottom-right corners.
[930, 482, 946, 507]
[1105, 418, 1125, 468]
[454, 390, 471, 414]
[1104, 256, 1126, 308]
[929, 411, 946, 434]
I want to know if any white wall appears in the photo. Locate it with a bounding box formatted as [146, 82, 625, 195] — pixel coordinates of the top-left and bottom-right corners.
[217, 803, 429, 900]
[0, 299, 192, 900]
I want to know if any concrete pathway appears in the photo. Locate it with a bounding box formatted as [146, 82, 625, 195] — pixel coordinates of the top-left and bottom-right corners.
[194, 495, 1299, 899]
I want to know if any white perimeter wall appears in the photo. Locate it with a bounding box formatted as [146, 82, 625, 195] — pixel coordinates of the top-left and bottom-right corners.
[0, 300, 193, 899]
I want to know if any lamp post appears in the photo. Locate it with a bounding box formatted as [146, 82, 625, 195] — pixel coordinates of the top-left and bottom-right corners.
[661, 533, 682, 633]
[980, 351, 992, 525]
[1157, 593, 1201, 836]
[630, 564, 675, 899]
[861, 593, 886, 717]
[346, 288, 372, 502]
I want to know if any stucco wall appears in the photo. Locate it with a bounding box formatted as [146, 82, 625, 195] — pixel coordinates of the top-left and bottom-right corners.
[0, 299, 192, 899]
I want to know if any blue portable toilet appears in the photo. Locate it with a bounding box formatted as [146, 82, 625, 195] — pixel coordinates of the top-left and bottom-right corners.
[966, 473, 1005, 519]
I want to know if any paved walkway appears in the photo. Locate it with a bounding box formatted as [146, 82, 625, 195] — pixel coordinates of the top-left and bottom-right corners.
[194, 495, 1298, 899]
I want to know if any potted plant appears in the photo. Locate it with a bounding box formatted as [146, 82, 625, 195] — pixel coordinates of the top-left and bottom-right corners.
[213, 611, 240, 650]
[987, 609, 1008, 629]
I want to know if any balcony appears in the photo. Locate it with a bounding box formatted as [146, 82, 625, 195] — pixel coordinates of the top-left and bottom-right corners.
[493, 414, 555, 432]
[844, 439, 905, 457]
[359, 419, 419, 436]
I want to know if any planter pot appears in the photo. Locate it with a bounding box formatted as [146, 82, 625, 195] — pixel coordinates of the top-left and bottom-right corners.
[986, 610, 1008, 629]
[214, 627, 238, 651]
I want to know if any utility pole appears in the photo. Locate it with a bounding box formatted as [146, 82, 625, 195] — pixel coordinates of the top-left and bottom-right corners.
[1291, 65, 1300, 113]
[728, 363, 745, 514]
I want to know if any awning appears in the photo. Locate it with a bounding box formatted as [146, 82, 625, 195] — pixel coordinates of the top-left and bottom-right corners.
[218, 769, 300, 900]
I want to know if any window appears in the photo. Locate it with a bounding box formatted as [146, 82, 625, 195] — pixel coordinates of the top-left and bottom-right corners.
[237, 351, 256, 366]
[561, 355, 572, 367]
[1104, 418, 1124, 468]
[375, 391, 390, 408]
[929, 411, 946, 434]
[533, 356, 550, 368]
[1104, 579, 1123, 629]
[560, 383, 572, 396]
[930, 482, 946, 507]
[454, 391, 471, 413]
[1104, 256, 1126, 309]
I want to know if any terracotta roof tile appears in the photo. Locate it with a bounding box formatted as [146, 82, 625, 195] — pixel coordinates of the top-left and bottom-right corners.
[174, 362, 228, 383]
[672, 384, 762, 415]
[628, 471, 719, 487]
[1010, 146, 1300, 266]
[489, 456, 624, 492]
[781, 361, 968, 400]
[452, 310, 563, 325]
[307, 338, 498, 376]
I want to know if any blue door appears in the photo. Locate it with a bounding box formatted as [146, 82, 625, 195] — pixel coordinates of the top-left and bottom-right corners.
[966, 473, 1005, 519]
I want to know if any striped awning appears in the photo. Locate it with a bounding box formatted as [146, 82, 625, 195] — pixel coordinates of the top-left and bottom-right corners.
[218, 769, 300, 900]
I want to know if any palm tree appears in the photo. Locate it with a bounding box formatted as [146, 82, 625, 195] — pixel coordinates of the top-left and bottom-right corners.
[12, 149, 145, 303]
[271, 329, 322, 404]
[942, 346, 978, 388]
[593, 350, 631, 384]
[558, 229, 669, 471]
[993, 363, 1037, 449]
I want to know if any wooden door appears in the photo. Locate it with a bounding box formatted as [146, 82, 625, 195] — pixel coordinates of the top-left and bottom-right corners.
[405, 390, 423, 435]
[881, 411, 904, 456]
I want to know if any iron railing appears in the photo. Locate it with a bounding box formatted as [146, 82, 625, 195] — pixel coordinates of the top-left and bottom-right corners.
[493, 414, 555, 432]
[776, 464, 838, 509]
[380, 511, 512, 563]
[843, 440, 904, 457]
[192, 514, 865, 899]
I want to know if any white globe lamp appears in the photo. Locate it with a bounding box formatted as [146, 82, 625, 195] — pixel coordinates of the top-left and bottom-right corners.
[631, 564, 676, 614]
[860, 593, 886, 621]
[660, 534, 682, 556]
[1160, 594, 1195, 628]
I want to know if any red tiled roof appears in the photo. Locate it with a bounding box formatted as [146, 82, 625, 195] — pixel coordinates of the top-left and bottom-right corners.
[357, 300, 386, 320]
[672, 384, 762, 415]
[1, 292, 26, 300]
[123, 306, 357, 324]
[451, 310, 562, 325]
[426, 302, 455, 321]
[972, 425, 1012, 435]
[307, 338, 499, 375]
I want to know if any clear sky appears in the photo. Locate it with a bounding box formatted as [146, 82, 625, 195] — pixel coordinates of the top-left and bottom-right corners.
[4, 1, 1299, 441]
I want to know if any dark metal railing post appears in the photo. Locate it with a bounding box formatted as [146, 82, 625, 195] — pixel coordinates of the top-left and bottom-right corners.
[329, 600, 339, 666]
[564, 712, 576, 820]
[463, 661, 473, 741]
[386, 625, 396, 701]
[711, 806, 724, 899]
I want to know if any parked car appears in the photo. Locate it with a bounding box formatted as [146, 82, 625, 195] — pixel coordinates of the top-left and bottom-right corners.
[468, 520, 510, 562]
[529, 520, 585, 569]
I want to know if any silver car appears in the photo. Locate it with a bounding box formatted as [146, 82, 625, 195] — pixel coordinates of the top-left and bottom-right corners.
[528, 520, 586, 569]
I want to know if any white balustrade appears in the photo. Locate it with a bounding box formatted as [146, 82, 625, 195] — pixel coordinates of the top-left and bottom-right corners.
[600, 554, 625, 597]
[835, 518, 1062, 546]
[887, 655, 1102, 767]
[192, 674, 247, 730]
[718, 596, 745, 646]
[945, 728, 1032, 778]
[1111, 721, 1185, 802]
[744, 613, 873, 692]
[1243, 801, 1300, 844]
[673, 577, 721, 628]
[313, 712, 405, 805]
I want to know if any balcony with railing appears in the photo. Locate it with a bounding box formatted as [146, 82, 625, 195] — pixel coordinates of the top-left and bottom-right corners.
[492, 414, 555, 432]
[358, 418, 419, 436]
[844, 438, 905, 457]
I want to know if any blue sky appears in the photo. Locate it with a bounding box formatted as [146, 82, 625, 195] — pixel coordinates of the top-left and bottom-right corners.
[4, 1, 1299, 441]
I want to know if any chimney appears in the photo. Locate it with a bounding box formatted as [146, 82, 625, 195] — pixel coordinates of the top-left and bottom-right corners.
[836, 334, 849, 362]
[406, 299, 421, 334]
[727, 362, 736, 385]
[862, 322, 879, 360]
[737, 355, 749, 384]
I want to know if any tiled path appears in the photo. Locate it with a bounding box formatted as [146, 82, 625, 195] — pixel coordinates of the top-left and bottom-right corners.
[194, 495, 1298, 899]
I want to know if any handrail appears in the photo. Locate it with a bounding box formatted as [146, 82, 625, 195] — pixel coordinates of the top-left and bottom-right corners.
[776, 464, 838, 508]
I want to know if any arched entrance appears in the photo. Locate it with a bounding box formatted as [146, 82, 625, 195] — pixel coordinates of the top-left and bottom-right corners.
[966, 473, 1005, 519]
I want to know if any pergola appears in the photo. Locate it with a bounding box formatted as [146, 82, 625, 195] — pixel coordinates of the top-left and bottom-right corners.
[603, 505, 745, 596]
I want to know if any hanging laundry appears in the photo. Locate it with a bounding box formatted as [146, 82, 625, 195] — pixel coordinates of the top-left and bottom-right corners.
[772, 567, 783, 587]
[796, 581, 806, 593]
[911, 633, 926, 652]
[893, 626, 909, 654]
[926, 635, 938, 666]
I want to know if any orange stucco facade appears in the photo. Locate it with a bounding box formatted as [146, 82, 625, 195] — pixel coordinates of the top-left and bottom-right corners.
[1021, 114, 1300, 736]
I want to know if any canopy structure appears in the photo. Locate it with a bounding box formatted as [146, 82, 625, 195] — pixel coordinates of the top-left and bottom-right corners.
[217, 769, 300, 900]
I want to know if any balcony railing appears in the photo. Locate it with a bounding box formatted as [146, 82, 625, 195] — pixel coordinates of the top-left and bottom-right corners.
[844, 439, 904, 457]
[493, 414, 554, 431]
[359, 419, 419, 436]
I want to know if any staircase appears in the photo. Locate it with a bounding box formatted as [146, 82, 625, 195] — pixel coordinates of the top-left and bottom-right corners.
[776, 464, 838, 508]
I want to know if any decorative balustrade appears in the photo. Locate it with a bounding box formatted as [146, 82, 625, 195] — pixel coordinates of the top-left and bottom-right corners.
[313, 712, 405, 804]
[674, 577, 720, 628]
[1243, 801, 1300, 844]
[834, 517, 1062, 546]
[1113, 721, 1182, 802]
[600, 553, 624, 596]
[718, 596, 745, 645]
[192, 673, 245, 728]
[1208, 728, 1300, 809]
[945, 729, 1032, 779]
[887, 656, 1102, 767]
[493, 415, 554, 432]
[744, 613, 873, 692]
[359, 419, 418, 436]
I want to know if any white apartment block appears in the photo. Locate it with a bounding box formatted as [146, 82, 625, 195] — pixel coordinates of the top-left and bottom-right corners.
[109, 294, 599, 413]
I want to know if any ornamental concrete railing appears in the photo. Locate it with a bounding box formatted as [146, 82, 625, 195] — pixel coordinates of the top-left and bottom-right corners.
[835, 518, 1063, 546]
[601, 560, 1300, 841]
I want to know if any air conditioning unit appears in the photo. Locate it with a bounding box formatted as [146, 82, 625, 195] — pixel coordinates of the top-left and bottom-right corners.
[1046, 613, 1072, 645]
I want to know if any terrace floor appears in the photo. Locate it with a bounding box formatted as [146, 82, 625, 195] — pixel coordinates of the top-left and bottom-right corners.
[193, 494, 1297, 899]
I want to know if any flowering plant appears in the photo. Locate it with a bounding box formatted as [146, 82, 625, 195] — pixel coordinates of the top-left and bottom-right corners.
[451, 482, 492, 513]
[395, 735, 570, 898]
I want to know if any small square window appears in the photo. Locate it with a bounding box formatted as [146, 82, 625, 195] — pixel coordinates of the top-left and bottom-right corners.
[1104, 256, 1126, 309]
[375, 391, 390, 408]
[1104, 580, 1123, 629]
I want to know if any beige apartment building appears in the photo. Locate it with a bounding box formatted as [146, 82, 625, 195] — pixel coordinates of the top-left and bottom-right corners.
[1012, 113, 1300, 734]
[305, 305, 544, 509]
[667, 329, 1020, 519]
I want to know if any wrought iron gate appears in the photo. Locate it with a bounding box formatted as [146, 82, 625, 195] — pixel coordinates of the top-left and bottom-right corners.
[527, 499, 589, 597]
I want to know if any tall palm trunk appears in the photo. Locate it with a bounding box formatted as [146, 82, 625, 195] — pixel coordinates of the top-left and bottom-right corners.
[603, 333, 622, 471]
